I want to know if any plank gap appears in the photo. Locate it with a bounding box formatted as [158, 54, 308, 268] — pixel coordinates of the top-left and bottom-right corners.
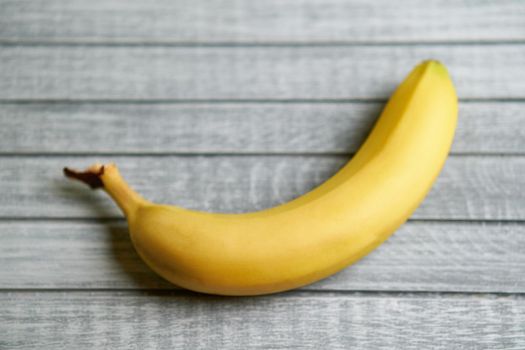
[0, 217, 524, 224]
[2, 98, 525, 104]
[2, 40, 525, 48]
[0, 289, 524, 299]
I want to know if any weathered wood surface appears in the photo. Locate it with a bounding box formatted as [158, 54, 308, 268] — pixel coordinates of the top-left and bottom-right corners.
[2, 1, 524, 348]
[1, 101, 524, 154]
[1, 0, 524, 43]
[1, 221, 524, 293]
[1, 45, 525, 100]
[0, 156, 523, 220]
[2, 292, 524, 350]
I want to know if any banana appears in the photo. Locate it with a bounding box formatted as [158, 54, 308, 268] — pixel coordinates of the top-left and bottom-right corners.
[64, 60, 457, 296]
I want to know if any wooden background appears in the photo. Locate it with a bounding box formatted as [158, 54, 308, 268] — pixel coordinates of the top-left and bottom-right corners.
[1, 1, 524, 348]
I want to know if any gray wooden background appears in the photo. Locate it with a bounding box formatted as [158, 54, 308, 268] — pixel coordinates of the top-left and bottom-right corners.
[1, 1, 525, 349]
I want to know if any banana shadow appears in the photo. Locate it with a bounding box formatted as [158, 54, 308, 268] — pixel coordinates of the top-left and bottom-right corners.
[56, 180, 173, 290]
[105, 223, 174, 289]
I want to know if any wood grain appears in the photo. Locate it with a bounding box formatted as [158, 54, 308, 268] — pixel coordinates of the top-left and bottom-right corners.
[1, 221, 524, 293]
[1, 45, 524, 100]
[1, 101, 524, 154]
[2, 292, 524, 349]
[1, 0, 524, 43]
[0, 156, 523, 220]
[1, 1, 524, 348]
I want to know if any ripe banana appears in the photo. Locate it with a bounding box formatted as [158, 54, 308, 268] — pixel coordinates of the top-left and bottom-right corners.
[65, 60, 458, 296]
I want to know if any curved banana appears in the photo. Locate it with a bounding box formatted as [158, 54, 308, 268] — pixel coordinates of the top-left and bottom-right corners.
[65, 60, 458, 296]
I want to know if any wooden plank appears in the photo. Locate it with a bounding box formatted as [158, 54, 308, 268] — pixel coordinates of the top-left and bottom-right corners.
[1, 221, 524, 293]
[1, 101, 524, 154]
[1, 45, 524, 100]
[1, 0, 524, 43]
[2, 292, 524, 349]
[0, 156, 523, 220]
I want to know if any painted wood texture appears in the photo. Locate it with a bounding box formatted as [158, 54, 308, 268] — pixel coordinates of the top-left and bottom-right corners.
[2, 292, 524, 349]
[1, 221, 524, 293]
[1, 101, 524, 154]
[2, 1, 525, 348]
[1, 45, 524, 100]
[0, 156, 523, 220]
[1, 0, 525, 43]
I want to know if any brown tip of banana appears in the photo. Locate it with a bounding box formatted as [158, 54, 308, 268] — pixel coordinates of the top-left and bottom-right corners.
[63, 164, 105, 189]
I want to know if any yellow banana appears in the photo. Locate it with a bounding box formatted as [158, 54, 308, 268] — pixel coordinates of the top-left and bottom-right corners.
[65, 60, 458, 296]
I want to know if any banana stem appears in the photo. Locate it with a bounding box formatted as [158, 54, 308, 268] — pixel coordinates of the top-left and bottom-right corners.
[64, 163, 147, 218]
